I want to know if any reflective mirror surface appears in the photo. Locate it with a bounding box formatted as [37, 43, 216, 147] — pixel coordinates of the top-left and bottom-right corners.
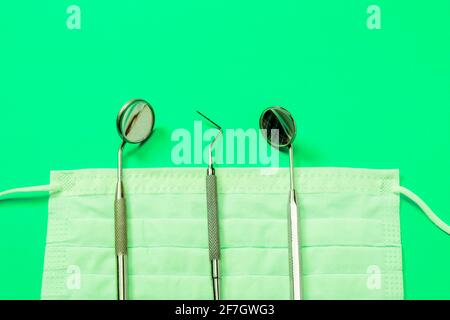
[259, 106, 296, 149]
[117, 99, 155, 144]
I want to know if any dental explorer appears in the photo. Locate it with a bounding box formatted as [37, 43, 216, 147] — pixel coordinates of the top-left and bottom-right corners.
[197, 111, 222, 300]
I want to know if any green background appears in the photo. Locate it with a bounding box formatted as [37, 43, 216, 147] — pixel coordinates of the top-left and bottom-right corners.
[0, 1, 449, 299]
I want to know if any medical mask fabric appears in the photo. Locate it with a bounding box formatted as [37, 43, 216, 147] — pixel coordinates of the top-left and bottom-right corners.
[1, 167, 448, 299]
[42, 167, 402, 300]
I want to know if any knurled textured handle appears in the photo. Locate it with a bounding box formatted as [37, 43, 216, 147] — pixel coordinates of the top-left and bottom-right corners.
[206, 175, 220, 260]
[114, 198, 128, 256]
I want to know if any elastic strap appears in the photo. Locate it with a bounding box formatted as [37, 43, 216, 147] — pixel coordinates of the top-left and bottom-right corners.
[0, 184, 60, 199]
[394, 186, 450, 235]
[2, 184, 448, 235]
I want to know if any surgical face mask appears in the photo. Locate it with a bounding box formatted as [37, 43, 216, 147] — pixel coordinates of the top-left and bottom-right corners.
[1, 167, 448, 300]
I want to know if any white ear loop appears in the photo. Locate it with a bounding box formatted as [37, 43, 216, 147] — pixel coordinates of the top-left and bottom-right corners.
[394, 186, 450, 235]
[1, 183, 448, 235]
[0, 185, 61, 199]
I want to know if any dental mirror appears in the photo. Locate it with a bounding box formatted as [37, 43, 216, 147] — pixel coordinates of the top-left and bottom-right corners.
[114, 98, 155, 301]
[117, 99, 155, 144]
[259, 106, 296, 149]
[259, 106, 302, 300]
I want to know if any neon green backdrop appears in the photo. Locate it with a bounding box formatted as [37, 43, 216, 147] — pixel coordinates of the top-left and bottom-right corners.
[0, 1, 449, 299]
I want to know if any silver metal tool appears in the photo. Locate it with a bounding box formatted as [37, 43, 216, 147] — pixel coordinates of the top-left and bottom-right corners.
[197, 111, 222, 300]
[259, 106, 302, 300]
[115, 99, 155, 300]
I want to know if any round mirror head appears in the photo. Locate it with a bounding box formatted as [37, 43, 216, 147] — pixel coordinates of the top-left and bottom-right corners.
[117, 99, 155, 144]
[259, 106, 296, 149]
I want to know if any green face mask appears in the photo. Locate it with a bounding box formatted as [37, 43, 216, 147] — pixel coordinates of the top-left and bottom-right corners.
[1, 167, 448, 300]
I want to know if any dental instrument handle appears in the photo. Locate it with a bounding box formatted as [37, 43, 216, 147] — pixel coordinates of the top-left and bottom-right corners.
[288, 146, 302, 300]
[206, 170, 221, 300]
[115, 179, 128, 300]
[288, 190, 302, 300]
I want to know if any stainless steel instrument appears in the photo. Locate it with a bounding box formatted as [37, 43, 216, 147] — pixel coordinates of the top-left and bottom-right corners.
[259, 106, 302, 300]
[115, 99, 155, 300]
[197, 111, 222, 300]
